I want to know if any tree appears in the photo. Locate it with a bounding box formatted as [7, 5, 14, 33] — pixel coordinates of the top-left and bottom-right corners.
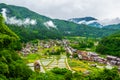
[64, 70, 72, 80]
[88, 68, 120, 80]
[0, 15, 32, 80]
[96, 31, 120, 57]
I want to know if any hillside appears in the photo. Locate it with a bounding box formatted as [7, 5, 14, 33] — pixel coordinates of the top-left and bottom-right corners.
[69, 17, 120, 30]
[0, 3, 118, 42]
[68, 17, 103, 28]
[0, 15, 33, 80]
[104, 24, 120, 29]
[0, 14, 19, 48]
[0, 3, 62, 42]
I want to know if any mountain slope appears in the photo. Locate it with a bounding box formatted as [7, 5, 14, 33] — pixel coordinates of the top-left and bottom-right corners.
[0, 3, 62, 42]
[0, 15, 19, 48]
[0, 14, 32, 80]
[0, 3, 118, 42]
[104, 24, 120, 29]
[69, 17, 120, 29]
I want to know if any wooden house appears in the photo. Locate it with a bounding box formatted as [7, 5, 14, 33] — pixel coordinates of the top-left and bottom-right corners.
[107, 55, 117, 61]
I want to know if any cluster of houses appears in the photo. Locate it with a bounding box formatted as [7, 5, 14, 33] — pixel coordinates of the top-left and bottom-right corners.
[21, 40, 64, 56]
[40, 42, 56, 49]
[65, 44, 120, 66]
[39, 40, 62, 49]
[77, 51, 106, 64]
[21, 43, 38, 56]
[77, 51, 120, 66]
[107, 55, 120, 66]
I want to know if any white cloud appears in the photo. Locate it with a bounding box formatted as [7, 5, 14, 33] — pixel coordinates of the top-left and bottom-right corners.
[98, 18, 120, 26]
[1, 8, 7, 21]
[1, 8, 37, 26]
[44, 21, 57, 29]
[0, 0, 120, 19]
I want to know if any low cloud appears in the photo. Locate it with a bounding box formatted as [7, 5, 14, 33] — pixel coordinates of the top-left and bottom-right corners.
[1, 8, 7, 21]
[98, 18, 120, 26]
[44, 20, 57, 29]
[1, 0, 120, 19]
[1, 8, 37, 26]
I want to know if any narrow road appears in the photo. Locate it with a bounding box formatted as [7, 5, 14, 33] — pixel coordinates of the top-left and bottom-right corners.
[67, 47, 73, 55]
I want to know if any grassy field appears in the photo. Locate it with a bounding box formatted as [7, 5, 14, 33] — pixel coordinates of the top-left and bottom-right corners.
[68, 58, 105, 72]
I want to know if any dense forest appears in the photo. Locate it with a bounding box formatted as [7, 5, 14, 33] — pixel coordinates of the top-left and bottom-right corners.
[7, 24, 62, 42]
[96, 31, 120, 57]
[0, 15, 33, 80]
[104, 24, 120, 29]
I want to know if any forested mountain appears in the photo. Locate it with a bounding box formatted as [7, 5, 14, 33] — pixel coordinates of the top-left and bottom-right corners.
[69, 17, 120, 30]
[68, 17, 103, 28]
[96, 31, 120, 57]
[0, 3, 119, 42]
[104, 24, 120, 29]
[0, 3, 62, 42]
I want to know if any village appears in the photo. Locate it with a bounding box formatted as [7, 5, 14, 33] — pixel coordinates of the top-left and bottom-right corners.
[20, 39, 120, 72]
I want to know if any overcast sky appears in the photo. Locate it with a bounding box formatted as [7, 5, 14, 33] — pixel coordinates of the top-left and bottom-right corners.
[0, 0, 120, 20]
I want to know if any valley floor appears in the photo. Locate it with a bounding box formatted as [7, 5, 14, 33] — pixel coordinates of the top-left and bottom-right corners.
[20, 39, 119, 73]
